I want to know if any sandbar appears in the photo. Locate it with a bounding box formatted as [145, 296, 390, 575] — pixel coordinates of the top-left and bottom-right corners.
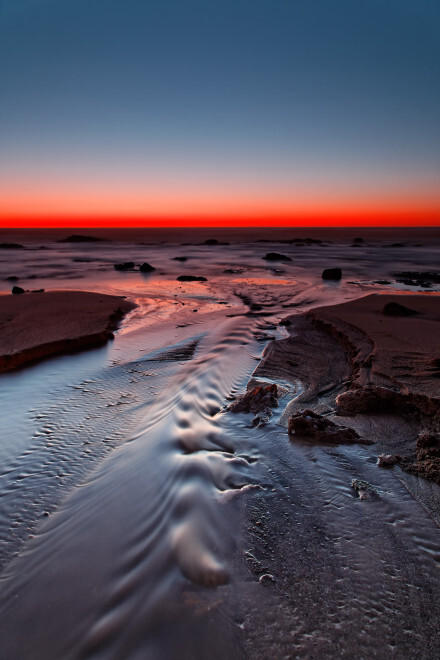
[0, 291, 135, 371]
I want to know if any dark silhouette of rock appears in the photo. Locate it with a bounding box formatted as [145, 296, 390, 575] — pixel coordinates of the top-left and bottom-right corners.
[172, 256, 188, 261]
[382, 302, 419, 317]
[6, 276, 19, 281]
[0, 243, 24, 249]
[322, 268, 342, 280]
[177, 275, 207, 282]
[394, 271, 440, 288]
[204, 239, 219, 245]
[139, 262, 156, 273]
[11, 286, 25, 294]
[353, 237, 363, 244]
[57, 235, 106, 243]
[279, 318, 291, 326]
[114, 262, 135, 271]
[263, 252, 292, 262]
[288, 409, 364, 443]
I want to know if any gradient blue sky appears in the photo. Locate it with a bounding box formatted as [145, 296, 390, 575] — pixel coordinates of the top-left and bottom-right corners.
[1, 0, 439, 222]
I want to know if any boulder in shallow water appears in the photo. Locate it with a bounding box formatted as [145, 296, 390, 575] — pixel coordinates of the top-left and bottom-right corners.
[377, 454, 397, 468]
[288, 409, 364, 443]
[263, 252, 292, 262]
[322, 267, 342, 280]
[139, 262, 155, 273]
[229, 382, 278, 414]
[11, 286, 25, 295]
[114, 262, 135, 271]
[176, 275, 207, 282]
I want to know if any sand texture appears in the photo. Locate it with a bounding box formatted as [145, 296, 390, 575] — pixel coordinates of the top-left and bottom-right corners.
[0, 291, 135, 371]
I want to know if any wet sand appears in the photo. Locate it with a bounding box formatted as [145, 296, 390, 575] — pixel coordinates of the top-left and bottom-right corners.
[1, 229, 440, 659]
[0, 291, 135, 371]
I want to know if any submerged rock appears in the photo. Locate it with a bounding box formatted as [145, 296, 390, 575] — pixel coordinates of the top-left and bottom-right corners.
[288, 409, 364, 443]
[176, 275, 207, 282]
[351, 479, 379, 500]
[114, 262, 135, 271]
[263, 252, 292, 262]
[322, 268, 342, 280]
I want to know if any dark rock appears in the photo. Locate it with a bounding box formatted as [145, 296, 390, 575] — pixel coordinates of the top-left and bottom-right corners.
[139, 262, 156, 273]
[351, 479, 379, 500]
[114, 262, 135, 271]
[263, 252, 292, 262]
[12, 286, 25, 294]
[394, 271, 440, 288]
[57, 235, 105, 243]
[353, 237, 363, 244]
[322, 268, 342, 280]
[288, 409, 364, 443]
[279, 318, 291, 326]
[336, 386, 408, 415]
[30, 289, 45, 293]
[204, 239, 219, 245]
[0, 243, 24, 249]
[6, 276, 19, 281]
[229, 382, 278, 414]
[176, 275, 207, 282]
[172, 256, 188, 261]
[223, 268, 244, 274]
[382, 302, 419, 317]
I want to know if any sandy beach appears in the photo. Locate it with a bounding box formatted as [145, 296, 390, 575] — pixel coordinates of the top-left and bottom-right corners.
[1, 228, 440, 659]
[0, 291, 135, 371]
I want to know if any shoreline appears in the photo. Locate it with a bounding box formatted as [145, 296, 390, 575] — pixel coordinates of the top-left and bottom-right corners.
[0, 290, 136, 372]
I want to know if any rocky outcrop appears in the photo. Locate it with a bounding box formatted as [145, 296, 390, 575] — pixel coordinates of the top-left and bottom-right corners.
[229, 382, 278, 414]
[11, 286, 25, 295]
[114, 262, 135, 271]
[288, 409, 366, 444]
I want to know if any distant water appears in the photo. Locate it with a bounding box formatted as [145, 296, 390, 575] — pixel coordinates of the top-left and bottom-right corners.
[1, 228, 440, 658]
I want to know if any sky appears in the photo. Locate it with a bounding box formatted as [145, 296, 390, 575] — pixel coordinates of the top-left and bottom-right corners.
[0, 0, 439, 226]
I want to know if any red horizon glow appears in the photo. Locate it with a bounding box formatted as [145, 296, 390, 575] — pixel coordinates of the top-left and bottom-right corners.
[1, 208, 439, 228]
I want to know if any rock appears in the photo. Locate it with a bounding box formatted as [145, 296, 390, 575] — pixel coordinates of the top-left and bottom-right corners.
[279, 318, 291, 326]
[394, 271, 440, 288]
[30, 289, 45, 294]
[223, 268, 244, 274]
[57, 235, 105, 242]
[353, 237, 363, 244]
[139, 262, 155, 273]
[263, 252, 292, 262]
[114, 262, 135, 271]
[11, 286, 25, 294]
[176, 275, 207, 282]
[172, 256, 188, 261]
[377, 454, 397, 468]
[229, 382, 278, 415]
[6, 276, 19, 281]
[0, 243, 24, 249]
[382, 302, 419, 316]
[259, 573, 276, 585]
[288, 409, 363, 443]
[322, 268, 342, 280]
[351, 479, 379, 500]
[204, 239, 219, 245]
[336, 386, 406, 415]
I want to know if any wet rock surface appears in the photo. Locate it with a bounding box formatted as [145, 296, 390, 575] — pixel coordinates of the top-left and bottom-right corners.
[288, 409, 366, 444]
